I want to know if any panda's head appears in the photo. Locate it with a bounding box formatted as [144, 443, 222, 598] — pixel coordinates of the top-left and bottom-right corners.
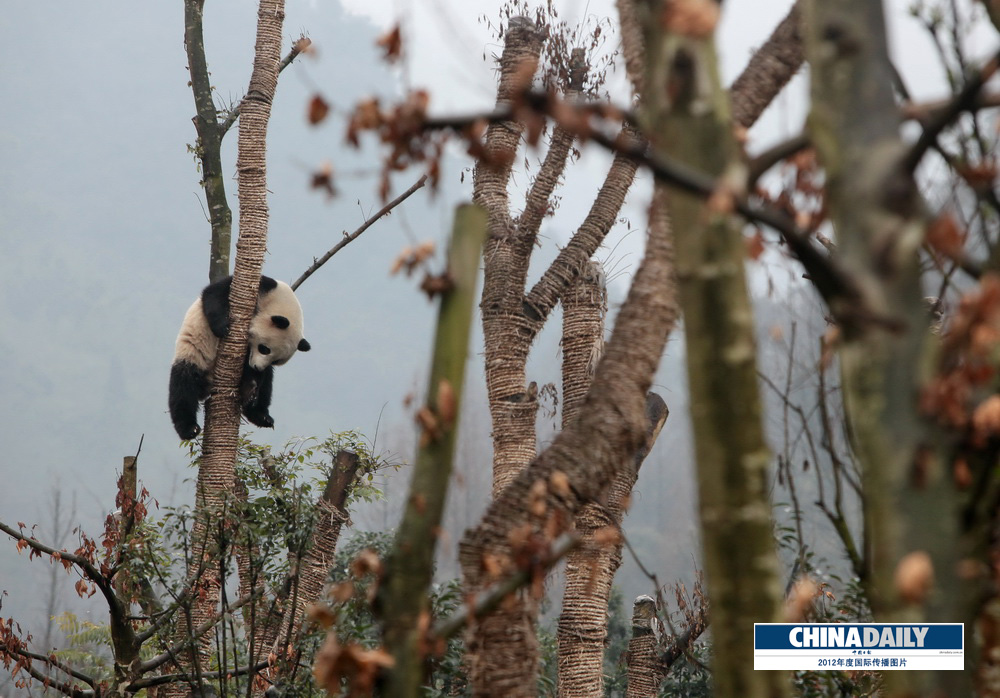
[247, 280, 311, 371]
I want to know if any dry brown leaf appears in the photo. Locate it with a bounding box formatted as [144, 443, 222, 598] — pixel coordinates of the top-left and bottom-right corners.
[954, 457, 973, 489]
[376, 25, 403, 63]
[784, 578, 819, 622]
[548, 470, 571, 498]
[927, 213, 966, 259]
[973, 395, 1000, 445]
[745, 229, 765, 261]
[310, 160, 336, 198]
[351, 548, 382, 578]
[307, 602, 338, 628]
[895, 551, 934, 604]
[661, 0, 720, 38]
[307, 95, 330, 125]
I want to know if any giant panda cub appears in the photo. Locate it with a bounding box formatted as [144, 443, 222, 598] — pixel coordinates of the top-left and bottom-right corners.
[169, 275, 310, 440]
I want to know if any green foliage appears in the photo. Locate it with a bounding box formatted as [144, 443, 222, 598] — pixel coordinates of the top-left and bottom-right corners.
[536, 622, 558, 697]
[659, 643, 712, 697]
[4, 431, 398, 697]
[601, 586, 629, 696]
[318, 530, 467, 697]
[50, 612, 114, 685]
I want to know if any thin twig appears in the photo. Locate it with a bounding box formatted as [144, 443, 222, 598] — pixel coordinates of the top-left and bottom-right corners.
[126, 660, 271, 691]
[138, 590, 262, 673]
[431, 533, 578, 640]
[291, 174, 428, 290]
[747, 133, 811, 189]
[12, 660, 93, 698]
[902, 50, 1000, 173]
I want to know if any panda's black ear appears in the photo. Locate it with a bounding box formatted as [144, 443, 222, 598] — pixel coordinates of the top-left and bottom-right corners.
[259, 276, 278, 294]
[271, 315, 290, 329]
[298, 338, 311, 352]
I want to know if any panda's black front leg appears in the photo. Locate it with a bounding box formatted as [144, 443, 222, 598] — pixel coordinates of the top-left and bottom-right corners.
[169, 361, 210, 439]
[202, 275, 280, 339]
[241, 364, 275, 429]
[201, 276, 234, 338]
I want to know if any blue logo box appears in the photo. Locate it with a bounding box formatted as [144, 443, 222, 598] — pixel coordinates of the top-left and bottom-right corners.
[754, 623, 964, 671]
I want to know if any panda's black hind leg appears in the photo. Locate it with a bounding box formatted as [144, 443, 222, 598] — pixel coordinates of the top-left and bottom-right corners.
[169, 361, 209, 439]
[241, 364, 275, 429]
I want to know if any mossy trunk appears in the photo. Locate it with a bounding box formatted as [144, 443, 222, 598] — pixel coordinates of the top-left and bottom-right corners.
[804, 1, 950, 694]
[638, 3, 788, 695]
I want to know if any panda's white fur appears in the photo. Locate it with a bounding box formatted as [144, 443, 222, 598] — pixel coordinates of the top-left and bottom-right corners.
[172, 297, 220, 373]
[247, 280, 307, 371]
[168, 275, 310, 440]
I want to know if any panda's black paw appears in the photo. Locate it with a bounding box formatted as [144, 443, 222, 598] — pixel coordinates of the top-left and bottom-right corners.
[177, 423, 202, 440]
[245, 411, 274, 429]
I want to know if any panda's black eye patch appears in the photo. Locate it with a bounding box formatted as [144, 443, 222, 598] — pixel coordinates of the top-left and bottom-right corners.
[271, 315, 290, 330]
[258, 344, 271, 355]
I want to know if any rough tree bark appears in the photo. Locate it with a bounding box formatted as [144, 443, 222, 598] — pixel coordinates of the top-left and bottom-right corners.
[555, 216, 672, 696]
[476, 19, 555, 499]
[255, 450, 361, 694]
[636, 0, 789, 695]
[168, 1, 287, 694]
[625, 596, 662, 698]
[729, 1, 804, 130]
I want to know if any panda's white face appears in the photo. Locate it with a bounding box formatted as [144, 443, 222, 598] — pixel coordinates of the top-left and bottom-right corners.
[247, 281, 309, 371]
[247, 315, 303, 370]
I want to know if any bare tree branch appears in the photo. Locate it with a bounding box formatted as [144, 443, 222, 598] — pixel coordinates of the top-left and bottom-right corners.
[127, 660, 271, 692]
[433, 533, 579, 641]
[292, 174, 428, 290]
[10, 648, 97, 689]
[729, 1, 804, 129]
[902, 50, 1000, 173]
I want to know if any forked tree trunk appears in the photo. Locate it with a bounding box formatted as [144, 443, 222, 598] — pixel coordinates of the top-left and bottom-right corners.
[165, 2, 286, 695]
[476, 19, 548, 498]
[461, 150, 675, 696]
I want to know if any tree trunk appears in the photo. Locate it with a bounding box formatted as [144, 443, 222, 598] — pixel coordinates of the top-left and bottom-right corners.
[381, 204, 487, 697]
[184, 0, 233, 283]
[460, 158, 675, 697]
[638, 2, 788, 695]
[556, 205, 674, 696]
[259, 450, 359, 694]
[625, 596, 663, 698]
[804, 1, 949, 694]
[168, 2, 286, 695]
[476, 19, 548, 497]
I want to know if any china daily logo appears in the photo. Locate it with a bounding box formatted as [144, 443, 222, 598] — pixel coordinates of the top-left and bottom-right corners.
[754, 623, 964, 671]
